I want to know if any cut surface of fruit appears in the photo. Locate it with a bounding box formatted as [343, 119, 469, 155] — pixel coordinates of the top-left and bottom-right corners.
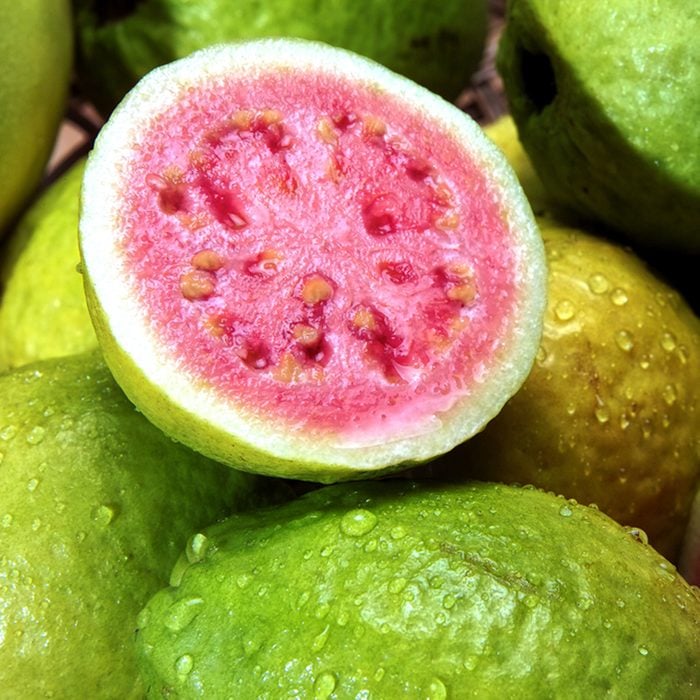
[80, 40, 546, 480]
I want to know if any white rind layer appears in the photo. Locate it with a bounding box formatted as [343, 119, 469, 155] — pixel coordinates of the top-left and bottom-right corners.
[79, 38, 547, 480]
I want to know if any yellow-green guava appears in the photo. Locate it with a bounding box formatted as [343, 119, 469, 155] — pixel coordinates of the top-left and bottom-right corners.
[73, 0, 488, 115]
[0, 159, 96, 371]
[0, 350, 285, 698]
[135, 480, 700, 697]
[425, 218, 700, 561]
[0, 0, 73, 236]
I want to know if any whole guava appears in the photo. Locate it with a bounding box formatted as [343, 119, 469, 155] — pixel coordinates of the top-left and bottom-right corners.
[135, 480, 700, 697]
[0, 159, 97, 371]
[0, 0, 73, 236]
[0, 350, 286, 698]
[73, 0, 488, 115]
[425, 218, 700, 561]
[497, 0, 700, 252]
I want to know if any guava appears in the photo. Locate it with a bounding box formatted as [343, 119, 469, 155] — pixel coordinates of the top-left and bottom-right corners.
[78, 40, 547, 482]
[0, 350, 284, 698]
[74, 0, 488, 116]
[497, 0, 700, 252]
[0, 159, 97, 371]
[0, 0, 73, 236]
[424, 218, 700, 561]
[679, 488, 700, 587]
[134, 480, 700, 698]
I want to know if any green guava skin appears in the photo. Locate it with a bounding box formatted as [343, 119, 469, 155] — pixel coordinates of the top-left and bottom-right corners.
[135, 480, 700, 698]
[0, 159, 97, 371]
[497, 0, 700, 252]
[74, 0, 488, 115]
[0, 0, 73, 237]
[0, 351, 284, 698]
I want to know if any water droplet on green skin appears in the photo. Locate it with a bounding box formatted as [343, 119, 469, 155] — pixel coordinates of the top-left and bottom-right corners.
[164, 597, 204, 632]
[92, 503, 119, 526]
[339, 508, 378, 536]
[427, 677, 448, 700]
[186, 532, 209, 563]
[554, 299, 576, 321]
[311, 624, 331, 652]
[25, 425, 46, 445]
[175, 653, 194, 677]
[0, 424, 18, 441]
[559, 504, 573, 517]
[313, 671, 337, 699]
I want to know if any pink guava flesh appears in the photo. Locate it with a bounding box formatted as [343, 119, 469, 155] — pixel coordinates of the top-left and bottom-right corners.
[119, 71, 517, 441]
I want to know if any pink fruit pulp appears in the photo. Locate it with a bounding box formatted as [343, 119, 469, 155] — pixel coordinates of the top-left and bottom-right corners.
[118, 71, 517, 441]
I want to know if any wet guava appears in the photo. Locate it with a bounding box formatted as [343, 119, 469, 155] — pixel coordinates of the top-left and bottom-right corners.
[0, 0, 73, 236]
[0, 350, 284, 698]
[423, 219, 700, 561]
[0, 159, 97, 371]
[74, 0, 488, 116]
[497, 0, 700, 252]
[134, 480, 700, 698]
[679, 488, 700, 587]
[78, 40, 547, 482]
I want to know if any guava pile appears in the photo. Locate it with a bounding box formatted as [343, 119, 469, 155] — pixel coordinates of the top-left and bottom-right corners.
[1, 1, 699, 697]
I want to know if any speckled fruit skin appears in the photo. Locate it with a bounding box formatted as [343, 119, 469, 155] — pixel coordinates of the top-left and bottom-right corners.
[427, 220, 700, 561]
[0, 0, 73, 236]
[497, 0, 700, 252]
[0, 159, 96, 371]
[74, 0, 488, 116]
[134, 480, 700, 698]
[0, 351, 282, 698]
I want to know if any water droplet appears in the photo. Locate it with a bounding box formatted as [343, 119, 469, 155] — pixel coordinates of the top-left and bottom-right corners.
[92, 503, 119, 526]
[313, 671, 337, 699]
[463, 656, 478, 671]
[662, 384, 677, 406]
[339, 509, 378, 537]
[660, 331, 677, 352]
[523, 594, 540, 609]
[186, 533, 209, 563]
[165, 597, 204, 632]
[388, 577, 408, 594]
[594, 406, 611, 424]
[427, 677, 448, 700]
[626, 527, 649, 545]
[638, 646, 649, 657]
[619, 414, 631, 430]
[588, 273, 609, 294]
[236, 573, 253, 589]
[26, 426, 46, 445]
[312, 624, 330, 652]
[2, 513, 13, 528]
[374, 667, 386, 682]
[610, 288, 629, 306]
[442, 593, 457, 610]
[554, 299, 576, 321]
[243, 637, 263, 657]
[363, 539, 378, 553]
[320, 545, 334, 558]
[559, 504, 573, 517]
[0, 425, 17, 441]
[390, 526, 407, 540]
[315, 602, 330, 619]
[27, 478, 39, 492]
[615, 330, 634, 352]
[31, 518, 42, 531]
[175, 654, 194, 676]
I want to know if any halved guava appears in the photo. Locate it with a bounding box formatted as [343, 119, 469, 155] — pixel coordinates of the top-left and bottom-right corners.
[79, 39, 547, 481]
